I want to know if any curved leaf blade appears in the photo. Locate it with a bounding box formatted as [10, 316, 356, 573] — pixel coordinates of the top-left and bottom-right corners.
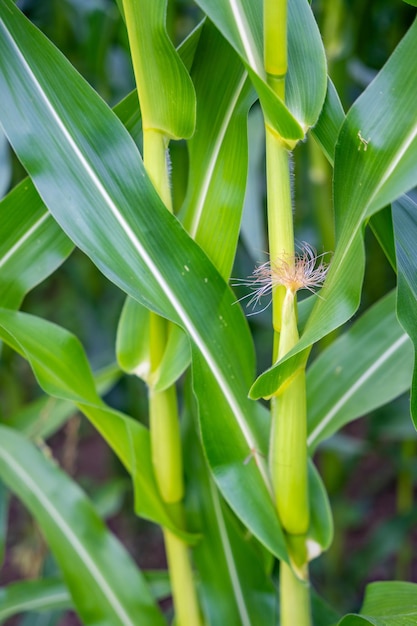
[194, 0, 327, 140]
[338, 581, 417, 626]
[0, 308, 196, 544]
[308, 461, 333, 558]
[122, 0, 195, 139]
[184, 407, 276, 626]
[0, 579, 71, 621]
[311, 78, 345, 164]
[6, 364, 121, 442]
[0, 179, 73, 309]
[181, 19, 255, 280]
[393, 193, 417, 426]
[116, 296, 191, 391]
[307, 292, 413, 452]
[0, 426, 166, 626]
[0, 128, 11, 198]
[0, 1, 287, 560]
[251, 18, 417, 399]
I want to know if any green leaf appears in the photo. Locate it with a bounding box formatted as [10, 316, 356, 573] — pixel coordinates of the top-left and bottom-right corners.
[402, 0, 417, 6]
[0, 426, 166, 626]
[369, 206, 397, 271]
[335, 23, 417, 221]
[191, 350, 287, 560]
[0, 579, 72, 621]
[183, 398, 277, 626]
[194, 0, 327, 141]
[0, 1, 287, 560]
[250, 18, 417, 400]
[6, 363, 121, 441]
[180, 19, 256, 279]
[116, 296, 191, 391]
[307, 292, 413, 452]
[0, 179, 73, 309]
[113, 89, 142, 145]
[311, 591, 340, 626]
[0, 87, 152, 313]
[122, 0, 195, 139]
[0, 128, 11, 198]
[5, 394, 76, 440]
[118, 22, 252, 388]
[392, 193, 417, 427]
[311, 78, 345, 164]
[240, 105, 268, 262]
[0, 573, 171, 622]
[338, 581, 417, 625]
[307, 461, 333, 558]
[116, 296, 151, 379]
[0, 308, 196, 544]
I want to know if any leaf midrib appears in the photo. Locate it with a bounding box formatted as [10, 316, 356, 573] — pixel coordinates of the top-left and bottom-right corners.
[307, 333, 409, 448]
[0, 17, 271, 493]
[189, 71, 248, 239]
[0, 211, 49, 269]
[0, 445, 136, 626]
[209, 479, 252, 626]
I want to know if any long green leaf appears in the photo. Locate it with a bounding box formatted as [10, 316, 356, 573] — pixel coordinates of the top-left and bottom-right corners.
[0, 85, 154, 314]
[0, 87, 152, 313]
[311, 78, 345, 164]
[0, 1, 287, 560]
[122, 0, 195, 139]
[0, 128, 11, 197]
[184, 402, 276, 626]
[307, 461, 333, 558]
[0, 179, 73, 309]
[180, 19, 255, 279]
[0, 426, 165, 626]
[307, 292, 413, 452]
[5, 364, 121, 441]
[115, 26, 201, 391]
[240, 106, 268, 262]
[0, 579, 71, 621]
[0, 308, 196, 544]
[338, 581, 417, 625]
[369, 205, 397, 271]
[194, 0, 327, 141]
[116, 296, 191, 391]
[251, 18, 417, 399]
[118, 21, 253, 387]
[0, 573, 172, 622]
[393, 193, 417, 426]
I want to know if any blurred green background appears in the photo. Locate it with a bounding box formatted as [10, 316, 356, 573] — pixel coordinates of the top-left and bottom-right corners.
[1, 1, 416, 624]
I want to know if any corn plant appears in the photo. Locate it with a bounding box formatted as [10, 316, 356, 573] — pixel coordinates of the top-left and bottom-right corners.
[0, 0, 417, 624]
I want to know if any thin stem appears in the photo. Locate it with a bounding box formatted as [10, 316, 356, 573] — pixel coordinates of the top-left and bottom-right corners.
[143, 130, 172, 210]
[264, 3, 311, 622]
[163, 502, 203, 626]
[164, 527, 203, 626]
[144, 132, 203, 626]
[264, 0, 287, 99]
[264, 84, 309, 532]
[149, 383, 184, 503]
[265, 130, 294, 338]
[280, 561, 312, 626]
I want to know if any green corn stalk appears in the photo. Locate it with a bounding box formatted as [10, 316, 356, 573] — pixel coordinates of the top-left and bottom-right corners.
[264, 0, 311, 623]
[122, 2, 203, 624]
